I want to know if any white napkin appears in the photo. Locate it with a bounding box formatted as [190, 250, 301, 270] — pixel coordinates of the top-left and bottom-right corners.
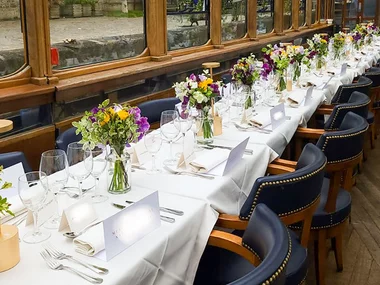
[306, 77, 325, 89]
[0, 196, 26, 223]
[73, 223, 105, 256]
[189, 148, 229, 173]
[287, 90, 306, 106]
[249, 112, 271, 128]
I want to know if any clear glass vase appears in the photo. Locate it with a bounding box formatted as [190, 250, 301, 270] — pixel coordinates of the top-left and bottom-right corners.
[198, 115, 214, 145]
[276, 72, 286, 92]
[107, 147, 131, 194]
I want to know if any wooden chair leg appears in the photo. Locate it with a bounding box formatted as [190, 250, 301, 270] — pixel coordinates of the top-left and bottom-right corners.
[332, 233, 344, 272]
[342, 167, 353, 191]
[314, 229, 327, 285]
[371, 123, 376, 149]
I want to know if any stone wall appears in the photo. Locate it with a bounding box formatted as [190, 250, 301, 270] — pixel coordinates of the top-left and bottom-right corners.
[0, 0, 20, 20]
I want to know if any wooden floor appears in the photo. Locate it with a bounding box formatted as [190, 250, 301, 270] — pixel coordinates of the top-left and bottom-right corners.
[306, 139, 380, 285]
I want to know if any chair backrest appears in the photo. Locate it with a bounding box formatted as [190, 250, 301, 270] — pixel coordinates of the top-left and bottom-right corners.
[331, 76, 373, 104]
[137, 98, 180, 125]
[56, 127, 82, 152]
[240, 144, 326, 246]
[231, 204, 290, 285]
[317, 112, 368, 166]
[0, 152, 32, 173]
[364, 67, 380, 88]
[221, 74, 232, 84]
[324, 91, 370, 130]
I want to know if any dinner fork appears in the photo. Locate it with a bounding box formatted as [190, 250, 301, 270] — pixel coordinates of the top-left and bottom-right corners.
[43, 243, 109, 275]
[40, 250, 103, 284]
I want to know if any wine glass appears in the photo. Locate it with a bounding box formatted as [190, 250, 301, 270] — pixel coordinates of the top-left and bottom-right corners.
[18, 171, 50, 244]
[174, 106, 193, 155]
[160, 110, 180, 166]
[39, 149, 69, 229]
[144, 131, 163, 174]
[90, 146, 108, 203]
[67, 142, 93, 199]
[191, 111, 204, 151]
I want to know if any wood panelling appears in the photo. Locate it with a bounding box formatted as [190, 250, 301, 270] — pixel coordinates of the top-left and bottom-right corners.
[0, 126, 55, 170]
[247, 0, 257, 39]
[274, 0, 285, 35]
[146, 0, 167, 57]
[210, 0, 222, 46]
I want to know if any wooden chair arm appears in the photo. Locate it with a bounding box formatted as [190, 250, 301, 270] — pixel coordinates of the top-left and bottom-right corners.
[315, 108, 333, 115]
[208, 230, 260, 266]
[295, 127, 325, 139]
[216, 214, 248, 230]
[271, 158, 297, 169]
[318, 104, 334, 109]
[267, 163, 296, 175]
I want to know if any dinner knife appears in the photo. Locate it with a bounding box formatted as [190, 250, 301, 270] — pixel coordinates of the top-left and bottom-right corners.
[208, 144, 254, 155]
[125, 200, 184, 216]
[112, 203, 176, 223]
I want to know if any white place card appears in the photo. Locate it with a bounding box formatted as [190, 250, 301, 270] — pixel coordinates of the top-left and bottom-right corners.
[26, 191, 56, 227]
[177, 131, 195, 169]
[304, 86, 314, 106]
[59, 199, 98, 233]
[98, 191, 161, 261]
[1, 162, 25, 198]
[340, 63, 347, 76]
[270, 103, 286, 130]
[355, 57, 362, 68]
[131, 141, 151, 166]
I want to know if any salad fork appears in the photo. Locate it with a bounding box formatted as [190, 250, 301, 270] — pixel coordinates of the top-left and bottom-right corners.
[40, 250, 103, 284]
[43, 243, 109, 275]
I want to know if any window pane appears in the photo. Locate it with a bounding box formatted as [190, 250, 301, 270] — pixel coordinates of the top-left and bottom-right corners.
[0, 0, 25, 77]
[284, 0, 292, 30]
[167, 0, 210, 51]
[346, 0, 358, 18]
[298, 0, 306, 26]
[257, 0, 274, 34]
[320, 0, 325, 19]
[312, 0, 317, 23]
[50, 2, 146, 71]
[363, 0, 376, 18]
[221, 0, 247, 42]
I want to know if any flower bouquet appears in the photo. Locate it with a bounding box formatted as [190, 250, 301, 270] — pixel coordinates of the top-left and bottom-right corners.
[0, 166, 13, 228]
[331, 33, 345, 60]
[73, 100, 150, 194]
[307, 34, 329, 69]
[173, 71, 222, 144]
[351, 31, 363, 51]
[262, 44, 290, 92]
[286, 45, 310, 81]
[230, 54, 260, 110]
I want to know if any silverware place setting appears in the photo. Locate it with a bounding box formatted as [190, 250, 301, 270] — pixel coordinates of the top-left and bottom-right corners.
[63, 220, 104, 239]
[40, 250, 104, 284]
[112, 203, 176, 223]
[163, 165, 215, 180]
[124, 200, 184, 216]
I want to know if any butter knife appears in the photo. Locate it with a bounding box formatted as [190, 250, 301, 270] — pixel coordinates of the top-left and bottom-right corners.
[125, 200, 184, 216]
[208, 144, 254, 155]
[112, 203, 176, 223]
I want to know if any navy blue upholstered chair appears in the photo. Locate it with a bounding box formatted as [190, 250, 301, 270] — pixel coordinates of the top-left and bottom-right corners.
[331, 76, 372, 104]
[195, 204, 290, 285]
[290, 112, 368, 285]
[221, 74, 232, 84]
[364, 67, 380, 142]
[0, 152, 32, 172]
[217, 143, 326, 285]
[56, 127, 82, 152]
[137, 98, 180, 128]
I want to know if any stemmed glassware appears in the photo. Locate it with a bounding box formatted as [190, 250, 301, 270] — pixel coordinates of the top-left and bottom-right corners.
[174, 105, 193, 155]
[39, 149, 69, 229]
[90, 145, 108, 203]
[144, 131, 163, 174]
[18, 171, 50, 244]
[67, 142, 93, 199]
[160, 110, 180, 166]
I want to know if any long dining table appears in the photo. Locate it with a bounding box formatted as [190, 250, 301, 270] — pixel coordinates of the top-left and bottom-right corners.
[2, 43, 380, 285]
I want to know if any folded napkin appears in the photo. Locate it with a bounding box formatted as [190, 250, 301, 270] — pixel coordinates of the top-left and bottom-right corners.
[0, 196, 26, 223]
[73, 223, 105, 256]
[189, 148, 229, 173]
[287, 90, 306, 107]
[306, 78, 325, 89]
[249, 112, 271, 128]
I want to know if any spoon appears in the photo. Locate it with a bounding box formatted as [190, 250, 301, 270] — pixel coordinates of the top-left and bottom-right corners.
[63, 220, 103, 239]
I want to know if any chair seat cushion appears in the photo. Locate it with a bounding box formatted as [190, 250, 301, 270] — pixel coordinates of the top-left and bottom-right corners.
[285, 230, 308, 285]
[194, 245, 255, 285]
[367, 111, 374, 124]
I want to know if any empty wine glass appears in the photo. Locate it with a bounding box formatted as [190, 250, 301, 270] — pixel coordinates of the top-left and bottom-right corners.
[90, 146, 108, 203]
[39, 149, 69, 229]
[144, 131, 163, 174]
[174, 106, 193, 155]
[160, 110, 180, 166]
[67, 142, 93, 199]
[18, 171, 50, 244]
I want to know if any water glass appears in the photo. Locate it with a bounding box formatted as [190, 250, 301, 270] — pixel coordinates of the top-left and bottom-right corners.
[67, 142, 93, 199]
[160, 110, 180, 166]
[39, 149, 69, 229]
[18, 171, 50, 244]
[90, 146, 108, 203]
[144, 131, 163, 174]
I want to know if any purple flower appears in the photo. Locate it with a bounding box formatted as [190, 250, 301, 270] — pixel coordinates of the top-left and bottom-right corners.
[136, 116, 150, 141]
[189, 73, 197, 81]
[91, 107, 99, 114]
[129, 107, 141, 120]
[198, 74, 207, 81]
[183, 96, 189, 105]
[210, 83, 220, 94]
[89, 116, 96, 123]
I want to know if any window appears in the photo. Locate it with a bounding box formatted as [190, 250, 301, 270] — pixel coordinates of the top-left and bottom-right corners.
[167, 0, 210, 51]
[49, 0, 146, 71]
[257, 0, 274, 34]
[284, 0, 292, 30]
[221, 0, 247, 42]
[299, 0, 306, 26]
[0, 0, 25, 77]
[363, 0, 376, 18]
[312, 0, 317, 23]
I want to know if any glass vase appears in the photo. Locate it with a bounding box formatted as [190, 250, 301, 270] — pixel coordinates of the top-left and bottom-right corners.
[316, 56, 324, 70]
[107, 147, 131, 194]
[293, 62, 301, 82]
[276, 72, 286, 93]
[198, 115, 214, 145]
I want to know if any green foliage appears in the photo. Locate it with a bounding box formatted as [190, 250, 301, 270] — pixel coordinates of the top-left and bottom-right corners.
[0, 165, 14, 217]
[105, 10, 144, 18]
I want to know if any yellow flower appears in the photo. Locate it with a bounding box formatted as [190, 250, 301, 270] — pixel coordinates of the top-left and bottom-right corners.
[117, 110, 129, 120]
[321, 39, 327, 44]
[108, 108, 115, 115]
[100, 113, 110, 126]
[198, 78, 213, 90]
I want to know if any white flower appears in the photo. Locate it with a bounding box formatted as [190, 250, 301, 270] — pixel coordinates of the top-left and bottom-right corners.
[193, 91, 206, 103]
[189, 81, 198, 89]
